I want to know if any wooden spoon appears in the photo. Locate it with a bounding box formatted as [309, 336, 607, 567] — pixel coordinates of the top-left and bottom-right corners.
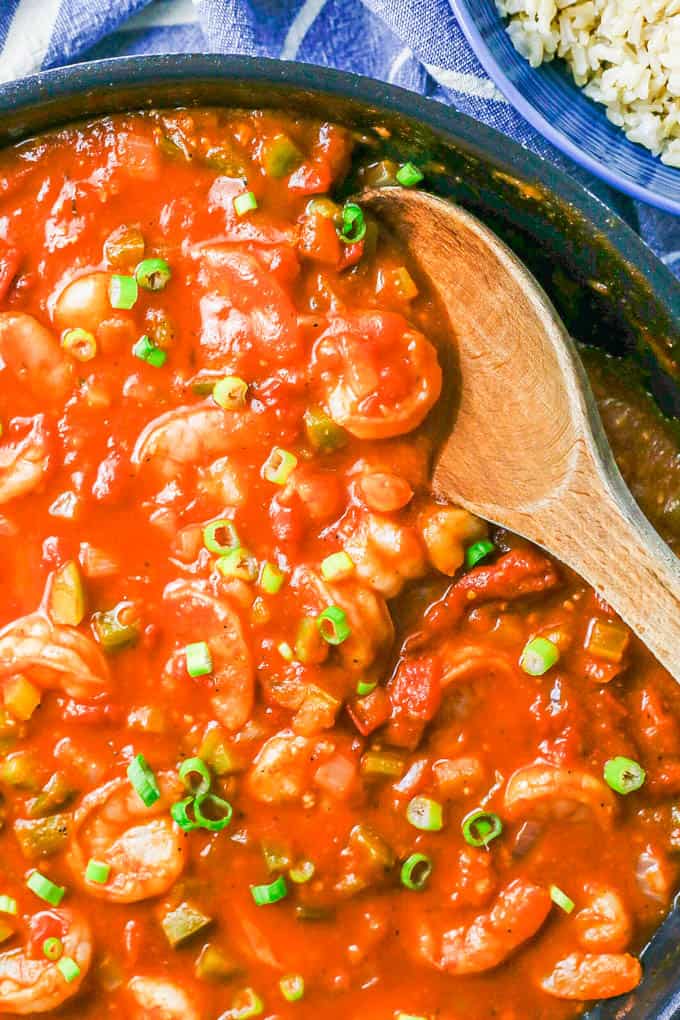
[363, 187, 680, 679]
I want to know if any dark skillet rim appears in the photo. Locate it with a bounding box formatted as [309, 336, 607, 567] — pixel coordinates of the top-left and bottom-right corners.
[0, 53, 677, 322]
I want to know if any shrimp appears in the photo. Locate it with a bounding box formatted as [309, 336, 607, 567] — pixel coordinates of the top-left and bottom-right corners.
[247, 729, 333, 804]
[415, 879, 551, 975]
[540, 952, 642, 1000]
[0, 612, 110, 701]
[419, 504, 487, 577]
[574, 884, 632, 952]
[132, 404, 262, 480]
[68, 774, 184, 902]
[163, 580, 254, 732]
[503, 765, 616, 828]
[0, 908, 92, 1014]
[292, 567, 394, 674]
[0, 416, 53, 505]
[311, 310, 442, 439]
[0, 312, 72, 401]
[127, 976, 200, 1020]
[342, 511, 428, 598]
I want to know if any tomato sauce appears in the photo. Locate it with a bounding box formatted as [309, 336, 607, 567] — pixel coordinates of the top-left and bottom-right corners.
[0, 107, 678, 1020]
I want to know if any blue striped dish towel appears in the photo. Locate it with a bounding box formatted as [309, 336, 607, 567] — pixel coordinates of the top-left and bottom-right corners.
[0, 0, 677, 278]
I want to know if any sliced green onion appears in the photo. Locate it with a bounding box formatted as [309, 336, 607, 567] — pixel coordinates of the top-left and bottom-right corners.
[185, 642, 213, 679]
[85, 859, 111, 885]
[461, 809, 503, 847]
[135, 257, 171, 292]
[321, 551, 354, 582]
[250, 875, 288, 906]
[519, 636, 560, 676]
[232, 987, 264, 1018]
[289, 860, 315, 884]
[178, 757, 212, 798]
[213, 375, 248, 410]
[109, 274, 138, 310]
[406, 796, 443, 832]
[202, 518, 239, 556]
[127, 753, 161, 807]
[215, 547, 258, 582]
[396, 162, 424, 187]
[43, 936, 64, 961]
[280, 974, 305, 1002]
[61, 327, 97, 362]
[0, 896, 17, 915]
[603, 756, 646, 795]
[316, 606, 351, 646]
[400, 853, 433, 891]
[26, 871, 65, 906]
[56, 957, 81, 983]
[550, 884, 575, 914]
[259, 562, 285, 595]
[132, 334, 167, 367]
[233, 191, 258, 217]
[193, 792, 233, 832]
[466, 539, 495, 568]
[356, 679, 377, 697]
[171, 796, 201, 832]
[262, 447, 298, 485]
[277, 641, 295, 662]
[338, 202, 366, 244]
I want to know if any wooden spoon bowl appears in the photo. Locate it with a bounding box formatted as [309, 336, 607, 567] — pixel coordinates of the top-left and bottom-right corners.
[363, 187, 680, 678]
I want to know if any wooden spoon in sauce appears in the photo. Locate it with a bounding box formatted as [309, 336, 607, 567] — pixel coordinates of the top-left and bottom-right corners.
[363, 187, 680, 680]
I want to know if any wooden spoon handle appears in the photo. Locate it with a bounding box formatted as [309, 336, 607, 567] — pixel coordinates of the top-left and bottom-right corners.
[537, 450, 680, 679]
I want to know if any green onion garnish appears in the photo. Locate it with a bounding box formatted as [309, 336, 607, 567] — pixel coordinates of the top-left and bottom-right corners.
[406, 796, 444, 832]
[56, 957, 81, 983]
[396, 162, 424, 187]
[109, 274, 138, 310]
[26, 871, 65, 906]
[132, 334, 167, 367]
[461, 808, 503, 847]
[85, 859, 111, 885]
[289, 860, 315, 884]
[321, 551, 354, 582]
[262, 447, 298, 485]
[215, 547, 258, 582]
[338, 202, 366, 244]
[43, 936, 64, 961]
[465, 539, 495, 568]
[259, 562, 285, 595]
[171, 796, 200, 832]
[185, 642, 213, 679]
[0, 896, 17, 915]
[603, 756, 646, 795]
[400, 853, 433, 891]
[61, 327, 97, 362]
[135, 257, 171, 292]
[250, 875, 288, 906]
[127, 753, 161, 807]
[202, 518, 239, 556]
[231, 987, 264, 1018]
[356, 679, 377, 697]
[549, 884, 575, 914]
[316, 606, 351, 645]
[192, 792, 233, 832]
[178, 757, 212, 798]
[233, 191, 258, 217]
[519, 636, 560, 676]
[213, 375, 248, 410]
[280, 974, 305, 1002]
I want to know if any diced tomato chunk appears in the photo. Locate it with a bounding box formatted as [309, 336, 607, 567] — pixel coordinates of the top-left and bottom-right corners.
[338, 239, 364, 271]
[389, 655, 442, 722]
[117, 133, 160, 180]
[347, 687, 391, 736]
[0, 245, 21, 304]
[299, 212, 342, 265]
[288, 161, 332, 195]
[314, 752, 357, 798]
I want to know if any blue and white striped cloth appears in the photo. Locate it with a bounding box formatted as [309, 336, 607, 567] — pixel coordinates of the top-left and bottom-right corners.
[0, 0, 677, 277]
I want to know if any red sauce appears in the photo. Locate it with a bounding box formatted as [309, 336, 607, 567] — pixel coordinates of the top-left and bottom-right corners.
[0, 108, 677, 1020]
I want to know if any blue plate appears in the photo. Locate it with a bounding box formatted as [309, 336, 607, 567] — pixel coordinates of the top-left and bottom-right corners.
[450, 0, 680, 214]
